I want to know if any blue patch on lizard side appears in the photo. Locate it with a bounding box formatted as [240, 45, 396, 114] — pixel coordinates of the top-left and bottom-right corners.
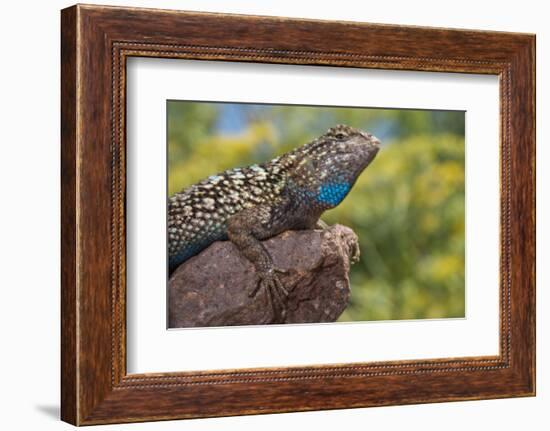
[317, 182, 351, 207]
[169, 231, 228, 273]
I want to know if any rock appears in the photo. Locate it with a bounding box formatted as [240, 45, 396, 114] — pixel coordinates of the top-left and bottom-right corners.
[168, 224, 360, 328]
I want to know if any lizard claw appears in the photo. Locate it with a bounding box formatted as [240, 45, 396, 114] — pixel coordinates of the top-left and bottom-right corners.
[350, 241, 360, 264]
[249, 267, 288, 297]
[249, 267, 289, 323]
[315, 219, 330, 230]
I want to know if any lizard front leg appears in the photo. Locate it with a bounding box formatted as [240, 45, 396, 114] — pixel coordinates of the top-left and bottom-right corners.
[227, 204, 289, 323]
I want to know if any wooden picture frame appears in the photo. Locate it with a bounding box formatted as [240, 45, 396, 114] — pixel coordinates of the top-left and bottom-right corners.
[61, 4, 535, 425]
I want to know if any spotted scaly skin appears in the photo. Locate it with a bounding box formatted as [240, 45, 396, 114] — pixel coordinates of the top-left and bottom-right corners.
[168, 124, 380, 322]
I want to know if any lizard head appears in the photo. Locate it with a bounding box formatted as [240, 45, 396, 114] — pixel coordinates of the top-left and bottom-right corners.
[286, 124, 380, 209]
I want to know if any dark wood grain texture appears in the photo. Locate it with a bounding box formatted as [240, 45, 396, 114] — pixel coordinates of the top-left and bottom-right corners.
[60, 6, 78, 425]
[60, 4, 535, 425]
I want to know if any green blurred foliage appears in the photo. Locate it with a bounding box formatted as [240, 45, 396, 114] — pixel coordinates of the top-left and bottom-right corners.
[168, 101, 465, 321]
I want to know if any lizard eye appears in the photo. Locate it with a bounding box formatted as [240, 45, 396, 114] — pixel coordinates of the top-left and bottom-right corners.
[334, 132, 347, 140]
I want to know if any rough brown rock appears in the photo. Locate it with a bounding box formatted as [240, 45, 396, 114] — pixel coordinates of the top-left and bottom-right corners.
[168, 224, 359, 328]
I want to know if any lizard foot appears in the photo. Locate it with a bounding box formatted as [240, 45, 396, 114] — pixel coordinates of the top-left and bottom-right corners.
[249, 267, 289, 323]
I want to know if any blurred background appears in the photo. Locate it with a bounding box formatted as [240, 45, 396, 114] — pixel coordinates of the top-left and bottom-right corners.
[168, 101, 465, 322]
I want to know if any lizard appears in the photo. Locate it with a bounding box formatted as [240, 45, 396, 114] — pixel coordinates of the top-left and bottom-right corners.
[168, 124, 380, 323]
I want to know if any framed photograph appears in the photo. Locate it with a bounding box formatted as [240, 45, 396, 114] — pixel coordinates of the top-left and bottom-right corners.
[61, 4, 535, 425]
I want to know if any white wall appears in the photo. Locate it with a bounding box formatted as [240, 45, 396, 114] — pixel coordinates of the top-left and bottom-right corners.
[0, 0, 546, 429]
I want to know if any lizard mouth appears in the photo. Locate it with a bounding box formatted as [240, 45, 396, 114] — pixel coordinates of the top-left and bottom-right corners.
[351, 145, 379, 176]
[363, 144, 379, 167]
